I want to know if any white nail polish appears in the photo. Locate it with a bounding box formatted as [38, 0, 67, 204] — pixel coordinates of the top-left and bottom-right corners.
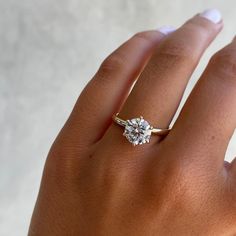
[200, 9, 222, 24]
[157, 26, 176, 35]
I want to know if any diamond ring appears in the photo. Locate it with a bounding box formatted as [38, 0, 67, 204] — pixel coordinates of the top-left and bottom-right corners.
[112, 113, 171, 146]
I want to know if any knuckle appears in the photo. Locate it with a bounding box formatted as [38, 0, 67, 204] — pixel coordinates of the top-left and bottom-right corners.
[185, 20, 212, 38]
[152, 161, 191, 201]
[46, 140, 83, 182]
[133, 31, 156, 44]
[210, 49, 236, 79]
[158, 39, 194, 63]
[97, 54, 125, 79]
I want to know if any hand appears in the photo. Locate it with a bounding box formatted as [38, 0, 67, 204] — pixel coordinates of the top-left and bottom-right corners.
[29, 9, 236, 235]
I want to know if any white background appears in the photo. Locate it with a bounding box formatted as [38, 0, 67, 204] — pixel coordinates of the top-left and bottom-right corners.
[1, 0, 236, 235]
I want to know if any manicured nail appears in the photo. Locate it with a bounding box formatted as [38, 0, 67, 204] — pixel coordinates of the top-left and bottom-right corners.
[200, 9, 222, 24]
[157, 26, 176, 35]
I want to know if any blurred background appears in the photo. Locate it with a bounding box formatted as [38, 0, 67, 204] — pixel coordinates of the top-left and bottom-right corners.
[0, 0, 236, 235]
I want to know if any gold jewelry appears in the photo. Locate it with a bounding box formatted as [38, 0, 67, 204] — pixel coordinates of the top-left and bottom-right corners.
[112, 113, 170, 146]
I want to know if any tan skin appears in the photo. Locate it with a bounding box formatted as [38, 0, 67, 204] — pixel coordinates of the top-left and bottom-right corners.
[29, 13, 236, 235]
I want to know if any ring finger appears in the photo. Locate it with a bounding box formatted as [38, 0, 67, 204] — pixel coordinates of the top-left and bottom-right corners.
[107, 9, 223, 147]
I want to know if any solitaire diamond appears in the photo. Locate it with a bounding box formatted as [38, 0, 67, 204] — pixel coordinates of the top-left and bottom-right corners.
[123, 117, 152, 146]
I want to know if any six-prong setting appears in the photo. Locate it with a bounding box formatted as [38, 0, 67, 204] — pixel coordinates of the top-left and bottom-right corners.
[123, 116, 152, 146]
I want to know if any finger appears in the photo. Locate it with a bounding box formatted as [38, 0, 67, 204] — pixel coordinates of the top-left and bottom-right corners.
[166, 38, 236, 167]
[108, 9, 222, 146]
[229, 157, 236, 173]
[59, 30, 166, 146]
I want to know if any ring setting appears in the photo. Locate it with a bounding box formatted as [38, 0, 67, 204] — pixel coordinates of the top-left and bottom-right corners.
[112, 113, 170, 146]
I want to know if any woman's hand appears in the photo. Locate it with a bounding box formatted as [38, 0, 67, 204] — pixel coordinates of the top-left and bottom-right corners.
[29, 9, 236, 235]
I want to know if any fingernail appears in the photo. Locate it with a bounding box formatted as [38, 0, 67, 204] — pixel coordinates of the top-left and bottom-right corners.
[157, 26, 176, 35]
[200, 9, 222, 24]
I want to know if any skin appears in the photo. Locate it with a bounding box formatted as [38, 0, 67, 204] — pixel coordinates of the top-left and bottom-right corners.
[29, 13, 236, 235]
